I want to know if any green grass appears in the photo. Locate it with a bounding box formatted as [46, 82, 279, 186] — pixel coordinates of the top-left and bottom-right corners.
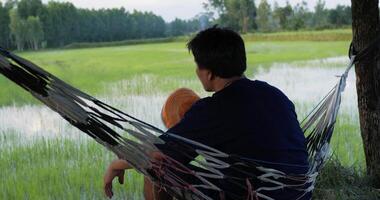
[0, 40, 350, 106]
[330, 114, 365, 169]
[0, 133, 143, 200]
[314, 158, 380, 200]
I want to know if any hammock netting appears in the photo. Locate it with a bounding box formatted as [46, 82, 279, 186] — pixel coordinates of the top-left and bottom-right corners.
[0, 42, 372, 199]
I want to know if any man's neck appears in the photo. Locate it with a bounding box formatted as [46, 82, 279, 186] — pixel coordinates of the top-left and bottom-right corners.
[213, 76, 244, 93]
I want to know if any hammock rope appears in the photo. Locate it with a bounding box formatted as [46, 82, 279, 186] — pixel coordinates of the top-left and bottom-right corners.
[0, 38, 378, 199]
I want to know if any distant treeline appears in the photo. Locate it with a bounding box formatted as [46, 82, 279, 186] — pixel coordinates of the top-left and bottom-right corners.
[204, 0, 352, 33]
[0, 0, 209, 50]
[0, 0, 352, 51]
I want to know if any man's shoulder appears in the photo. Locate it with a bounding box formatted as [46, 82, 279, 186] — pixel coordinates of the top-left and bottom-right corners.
[252, 79, 291, 99]
[229, 78, 271, 92]
[186, 96, 216, 117]
[248, 79, 274, 90]
[194, 96, 213, 106]
[225, 78, 277, 97]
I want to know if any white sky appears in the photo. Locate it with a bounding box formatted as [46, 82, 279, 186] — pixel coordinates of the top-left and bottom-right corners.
[1, 0, 351, 22]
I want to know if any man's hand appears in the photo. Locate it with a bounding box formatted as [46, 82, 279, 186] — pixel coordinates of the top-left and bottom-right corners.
[103, 159, 131, 198]
[103, 153, 164, 198]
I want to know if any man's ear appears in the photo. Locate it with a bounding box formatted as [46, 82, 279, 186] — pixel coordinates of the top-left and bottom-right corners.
[207, 70, 215, 81]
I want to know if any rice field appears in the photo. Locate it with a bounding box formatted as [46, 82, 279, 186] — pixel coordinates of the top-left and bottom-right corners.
[0, 39, 373, 199]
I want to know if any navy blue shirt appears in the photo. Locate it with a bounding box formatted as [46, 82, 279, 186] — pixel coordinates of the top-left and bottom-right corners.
[159, 78, 310, 199]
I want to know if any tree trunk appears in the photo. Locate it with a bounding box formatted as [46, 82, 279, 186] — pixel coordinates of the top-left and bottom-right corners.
[242, 16, 249, 33]
[351, 0, 380, 185]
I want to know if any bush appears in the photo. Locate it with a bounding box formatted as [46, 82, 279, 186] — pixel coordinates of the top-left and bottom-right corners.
[63, 37, 181, 49]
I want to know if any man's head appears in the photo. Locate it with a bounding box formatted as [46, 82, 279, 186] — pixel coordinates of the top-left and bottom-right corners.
[187, 26, 246, 92]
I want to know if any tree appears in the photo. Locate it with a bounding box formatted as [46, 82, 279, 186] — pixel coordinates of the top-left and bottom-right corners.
[224, 0, 242, 30]
[26, 16, 44, 50]
[288, 1, 310, 30]
[239, 0, 257, 33]
[40, 2, 78, 47]
[256, 0, 272, 32]
[273, 1, 293, 30]
[0, 2, 11, 48]
[17, 0, 43, 19]
[168, 18, 188, 36]
[351, 0, 380, 185]
[9, 9, 28, 51]
[3, 0, 17, 9]
[312, 0, 329, 29]
[328, 5, 351, 28]
[204, 0, 257, 33]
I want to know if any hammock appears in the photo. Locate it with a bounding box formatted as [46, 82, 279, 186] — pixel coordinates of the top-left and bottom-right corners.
[0, 41, 375, 199]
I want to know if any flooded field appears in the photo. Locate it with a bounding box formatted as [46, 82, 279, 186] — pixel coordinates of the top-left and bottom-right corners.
[0, 56, 364, 199]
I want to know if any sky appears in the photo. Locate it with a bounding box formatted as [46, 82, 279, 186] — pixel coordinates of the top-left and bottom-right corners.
[1, 0, 351, 22]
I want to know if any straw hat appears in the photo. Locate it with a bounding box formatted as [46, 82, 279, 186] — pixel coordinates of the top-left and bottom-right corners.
[161, 88, 200, 129]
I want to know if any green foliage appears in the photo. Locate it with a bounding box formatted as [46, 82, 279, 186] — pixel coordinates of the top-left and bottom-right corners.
[273, 2, 293, 30]
[312, 0, 330, 29]
[167, 18, 205, 36]
[205, 0, 257, 33]
[17, 0, 43, 19]
[0, 1, 203, 50]
[257, 0, 272, 32]
[9, 9, 44, 50]
[25, 16, 44, 50]
[40, 2, 78, 47]
[9, 9, 28, 51]
[288, 1, 311, 31]
[63, 37, 178, 49]
[328, 5, 352, 28]
[206, 0, 352, 33]
[0, 2, 12, 48]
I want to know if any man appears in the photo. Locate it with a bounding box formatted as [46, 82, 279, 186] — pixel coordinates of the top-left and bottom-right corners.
[103, 26, 310, 200]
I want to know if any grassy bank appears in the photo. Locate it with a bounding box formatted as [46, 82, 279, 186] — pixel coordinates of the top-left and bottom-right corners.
[63, 37, 180, 49]
[244, 29, 352, 42]
[314, 159, 380, 200]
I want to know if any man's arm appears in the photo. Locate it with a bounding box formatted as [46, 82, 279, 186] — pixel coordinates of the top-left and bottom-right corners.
[103, 159, 131, 198]
[104, 158, 173, 200]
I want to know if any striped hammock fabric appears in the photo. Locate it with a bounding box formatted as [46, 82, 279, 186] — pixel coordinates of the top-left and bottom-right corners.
[0, 47, 356, 200]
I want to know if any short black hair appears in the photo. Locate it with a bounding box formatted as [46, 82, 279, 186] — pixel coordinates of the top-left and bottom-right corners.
[187, 26, 246, 78]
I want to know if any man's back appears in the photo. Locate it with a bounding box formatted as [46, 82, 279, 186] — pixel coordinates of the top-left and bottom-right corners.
[210, 78, 309, 168]
[163, 77, 310, 199]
